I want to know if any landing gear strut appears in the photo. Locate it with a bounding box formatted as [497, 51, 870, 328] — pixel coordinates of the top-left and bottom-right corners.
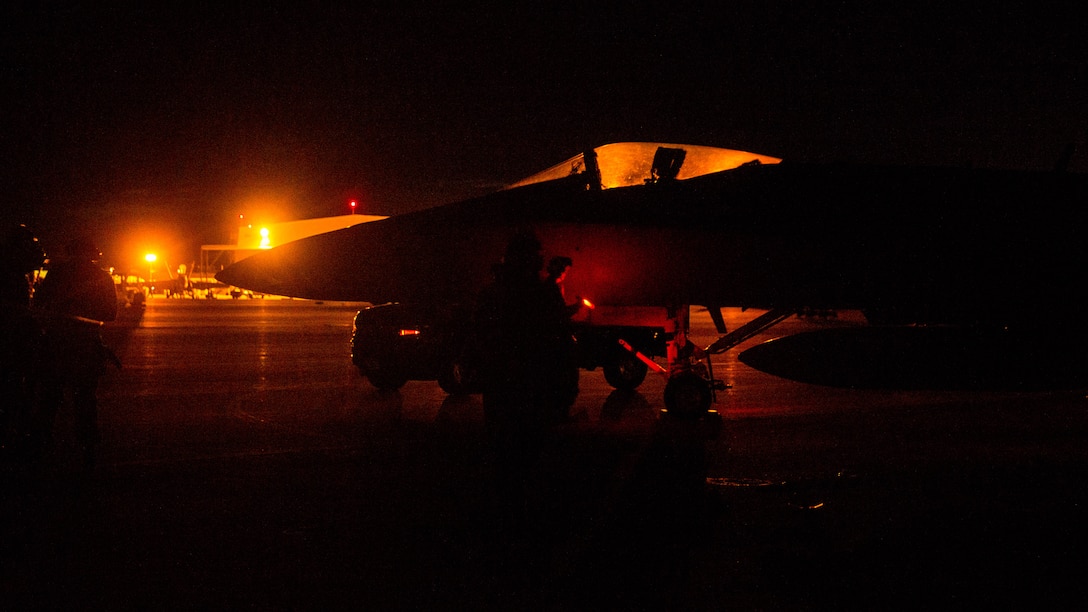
[660, 305, 725, 419]
[615, 305, 795, 423]
[655, 306, 796, 420]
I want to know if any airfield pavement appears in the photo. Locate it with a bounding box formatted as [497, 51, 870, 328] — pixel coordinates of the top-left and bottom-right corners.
[3, 298, 1088, 609]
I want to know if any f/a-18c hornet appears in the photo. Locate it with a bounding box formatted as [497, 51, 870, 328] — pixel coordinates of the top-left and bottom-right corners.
[217, 142, 1087, 418]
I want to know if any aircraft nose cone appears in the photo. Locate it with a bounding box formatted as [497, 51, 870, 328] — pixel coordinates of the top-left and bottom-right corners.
[213, 259, 248, 288]
[216, 256, 268, 291]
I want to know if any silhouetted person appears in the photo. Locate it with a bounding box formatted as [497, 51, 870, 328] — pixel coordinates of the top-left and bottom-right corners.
[1, 224, 46, 458]
[545, 255, 582, 410]
[546, 256, 572, 298]
[545, 255, 584, 320]
[475, 232, 579, 543]
[32, 236, 118, 467]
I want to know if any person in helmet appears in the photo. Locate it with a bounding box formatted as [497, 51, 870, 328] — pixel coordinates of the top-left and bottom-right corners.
[473, 231, 580, 538]
[1, 224, 46, 459]
[476, 231, 578, 428]
[546, 255, 586, 319]
[32, 235, 118, 468]
[35, 237, 117, 323]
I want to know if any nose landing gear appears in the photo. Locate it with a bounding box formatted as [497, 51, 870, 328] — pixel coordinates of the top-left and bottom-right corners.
[659, 306, 796, 422]
[663, 369, 719, 419]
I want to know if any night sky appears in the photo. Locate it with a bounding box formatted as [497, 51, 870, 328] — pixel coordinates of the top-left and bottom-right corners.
[2, 2, 1085, 270]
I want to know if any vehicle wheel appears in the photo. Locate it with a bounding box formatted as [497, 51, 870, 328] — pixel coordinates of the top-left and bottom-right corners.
[438, 358, 478, 395]
[664, 371, 712, 419]
[362, 358, 408, 390]
[603, 351, 648, 390]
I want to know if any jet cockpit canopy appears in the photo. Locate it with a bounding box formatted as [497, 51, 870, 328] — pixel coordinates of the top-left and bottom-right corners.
[505, 142, 781, 191]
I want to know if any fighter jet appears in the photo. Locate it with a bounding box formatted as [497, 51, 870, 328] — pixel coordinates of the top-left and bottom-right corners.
[217, 142, 1088, 414]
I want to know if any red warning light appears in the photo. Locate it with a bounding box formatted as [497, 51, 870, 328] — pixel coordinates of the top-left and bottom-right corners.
[349, 200, 357, 214]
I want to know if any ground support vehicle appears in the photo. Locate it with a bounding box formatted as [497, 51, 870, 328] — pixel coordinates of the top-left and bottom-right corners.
[351, 303, 666, 394]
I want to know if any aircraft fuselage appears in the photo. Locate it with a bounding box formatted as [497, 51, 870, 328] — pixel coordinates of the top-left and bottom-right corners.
[218, 162, 1087, 333]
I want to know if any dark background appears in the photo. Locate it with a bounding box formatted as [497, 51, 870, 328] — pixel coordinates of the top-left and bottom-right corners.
[3, 2, 1085, 269]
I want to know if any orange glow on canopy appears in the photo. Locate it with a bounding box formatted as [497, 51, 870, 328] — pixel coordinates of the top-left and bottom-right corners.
[506, 142, 782, 191]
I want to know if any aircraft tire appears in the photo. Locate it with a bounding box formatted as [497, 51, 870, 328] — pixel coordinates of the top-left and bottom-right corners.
[603, 352, 648, 390]
[664, 371, 712, 419]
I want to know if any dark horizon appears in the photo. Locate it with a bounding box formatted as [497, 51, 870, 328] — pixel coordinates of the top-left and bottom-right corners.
[4, 3, 1085, 269]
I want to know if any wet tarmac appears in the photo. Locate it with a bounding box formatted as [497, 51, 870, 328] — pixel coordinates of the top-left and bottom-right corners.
[3, 299, 1088, 609]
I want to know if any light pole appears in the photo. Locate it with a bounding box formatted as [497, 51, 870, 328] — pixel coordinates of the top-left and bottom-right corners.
[145, 253, 157, 295]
